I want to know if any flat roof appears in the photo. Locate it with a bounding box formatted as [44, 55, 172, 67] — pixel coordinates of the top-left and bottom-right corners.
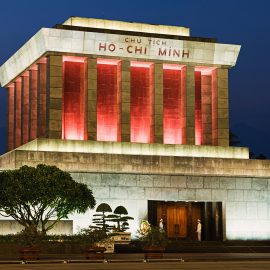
[63, 17, 190, 37]
[0, 17, 241, 87]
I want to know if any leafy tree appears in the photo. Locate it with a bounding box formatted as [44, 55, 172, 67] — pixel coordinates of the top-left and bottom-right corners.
[91, 203, 113, 232]
[111, 205, 134, 232]
[0, 164, 96, 233]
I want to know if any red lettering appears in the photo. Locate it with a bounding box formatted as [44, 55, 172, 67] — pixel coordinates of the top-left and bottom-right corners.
[99, 43, 107, 51]
[182, 50, 190, 58]
[108, 44, 116, 52]
[127, 45, 133, 53]
[173, 50, 180, 57]
[135, 46, 142, 54]
[158, 48, 167, 56]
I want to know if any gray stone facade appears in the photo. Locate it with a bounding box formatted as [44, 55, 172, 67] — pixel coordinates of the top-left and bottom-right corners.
[70, 172, 270, 240]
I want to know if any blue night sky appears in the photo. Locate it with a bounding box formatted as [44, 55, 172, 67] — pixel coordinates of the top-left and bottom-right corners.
[0, 0, 270, 156]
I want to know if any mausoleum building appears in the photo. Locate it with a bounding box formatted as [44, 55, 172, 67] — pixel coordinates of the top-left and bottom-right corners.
[0, 17, 270, 240]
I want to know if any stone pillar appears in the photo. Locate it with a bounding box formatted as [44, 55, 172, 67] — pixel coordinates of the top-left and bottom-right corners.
[38, 61, 47, 137]
[201, 74, 212, 145]
[29, 66, 38, 140]
[15, 78, 22, 148]
[185, 66, 195, 145]
[87, 58, 97, 140]
[22, 72, 30, 144]
[121, 60, 130, 142]
[154, 63, 163, 143]
[47, 55, 62, 139]
[215, 68, 229, 146]
[180, 66, 187, 144]
[7, 84, 15, 151]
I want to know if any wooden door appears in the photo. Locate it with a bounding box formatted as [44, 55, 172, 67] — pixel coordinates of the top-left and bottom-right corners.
[166, 204, 187, 238]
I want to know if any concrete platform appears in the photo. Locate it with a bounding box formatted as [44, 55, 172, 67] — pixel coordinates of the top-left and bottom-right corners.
[0, 257, 270, 270]
[1, 252, 270, 262]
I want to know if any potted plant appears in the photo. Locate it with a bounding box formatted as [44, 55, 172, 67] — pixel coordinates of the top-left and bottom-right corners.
[17, 226, 42, 261]
[79, 227, 108, 259]
[137, 221, 167, 260]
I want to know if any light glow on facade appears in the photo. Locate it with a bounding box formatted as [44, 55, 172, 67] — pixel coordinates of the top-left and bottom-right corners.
[163, 64, 183, 144]
[130, 61, 154, 143]
[62, 56, 87, 140]
[97, 59, 121, 142]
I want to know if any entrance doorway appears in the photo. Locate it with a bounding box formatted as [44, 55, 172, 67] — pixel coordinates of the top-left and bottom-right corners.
[148, 201, 223, 241]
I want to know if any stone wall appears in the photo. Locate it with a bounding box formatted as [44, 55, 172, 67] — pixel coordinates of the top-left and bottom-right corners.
[70, 172, 270, 240]
[0, 147, 270, 239]
[2, 148, 270, 178]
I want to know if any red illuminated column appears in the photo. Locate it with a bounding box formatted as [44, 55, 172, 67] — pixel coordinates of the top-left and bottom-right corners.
[22, 72, 30, 144]
[201, 74, 212, 145]
[38, 60, 47, 137]
[195, 71, 202, 145]
[163, 64, 183, 144]
[15, 78, 22, 148]
[62, 57, 87, 140]
[97, 59, 121, 142]
[29, 66, 38, 140]
[212, 69, 217, 145]
[7, 84, 15, 150]
[130, 62, 154, 143]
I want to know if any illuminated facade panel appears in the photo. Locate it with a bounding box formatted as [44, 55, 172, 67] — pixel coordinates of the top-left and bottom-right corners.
[97, 59, 121, 142]
[201, 73, 213, 145]
[62, 57, 87, 141]
[163, 64, 183, 144]
[195, 67, 216, 145]
[195, 70, 202, 145]
[130, 62, 154, 143]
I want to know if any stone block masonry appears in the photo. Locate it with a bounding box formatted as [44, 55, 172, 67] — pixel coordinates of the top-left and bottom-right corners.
[70, 172, 270, 240]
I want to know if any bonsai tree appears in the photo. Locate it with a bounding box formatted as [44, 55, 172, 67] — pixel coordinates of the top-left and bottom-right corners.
[0, 164, 96, 234]
[110, 206, 134, 232]
[91, 203, 113, 232]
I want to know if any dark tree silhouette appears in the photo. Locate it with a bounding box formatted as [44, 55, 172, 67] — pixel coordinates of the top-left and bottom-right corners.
[229, 131, 241, 146]
[0, 164, 96, 233]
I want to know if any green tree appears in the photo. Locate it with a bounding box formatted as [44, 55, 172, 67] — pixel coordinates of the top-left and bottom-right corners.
[0, 164, 95, 233]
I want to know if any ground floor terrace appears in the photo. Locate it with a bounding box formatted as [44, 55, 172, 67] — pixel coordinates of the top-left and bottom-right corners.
[0, 139, 270, 240]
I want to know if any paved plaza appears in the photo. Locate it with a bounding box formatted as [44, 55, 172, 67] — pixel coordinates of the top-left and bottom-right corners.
[1, 253, 270, 270]
[0, 261, 270, 270]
